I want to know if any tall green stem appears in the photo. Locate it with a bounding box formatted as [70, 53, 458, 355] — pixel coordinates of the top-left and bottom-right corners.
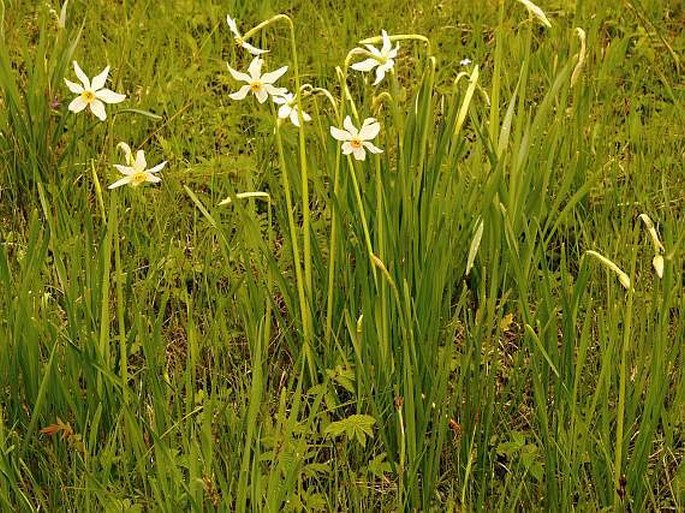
[489, 0, 505, 143]
[347, 158, 377, 287]
[325, 149, 342, 348]
[111, 191, 128, 404]
[613, 241, 637, 509]
[274, 123, 315, 380]
[245, 14, 315, 377]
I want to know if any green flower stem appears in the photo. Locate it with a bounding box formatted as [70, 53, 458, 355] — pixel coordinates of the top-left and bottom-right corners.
[325, 148, 342, 348]
[374, 134, 391, 369]
[111, 190, 128, 404]
[489, 0, 505, 143]
[359, 32, 430, 47]
[244, 15, 313, 295]
[96, 191, 113, 398]
[274, 122, 315, 380]
[298, 85, 340, 348]
[245, 13, 315, 376]
[336, 65, 360, 122]
[509, 19, 533, 226]
[347, 156, 378, 287]
[613, 237, 637, 509]
[282, 15, 313, 300]
[94, 159, 128, 404]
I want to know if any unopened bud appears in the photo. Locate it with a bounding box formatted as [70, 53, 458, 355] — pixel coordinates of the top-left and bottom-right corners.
[652, 254, 664, 279]
[618, 273, 631, 290]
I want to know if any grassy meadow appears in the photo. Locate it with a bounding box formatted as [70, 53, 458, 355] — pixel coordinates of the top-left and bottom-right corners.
[0, 0, 684, 510]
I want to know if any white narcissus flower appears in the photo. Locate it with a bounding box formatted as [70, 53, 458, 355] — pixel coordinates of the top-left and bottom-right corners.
[273, 92, 311, 127]
[226, 15, 268, 56]
[64, 61, 126, 121]
[351, 30, 399, 86]
[227, 57, 288, 103]
[330, 116, 383, 161]
[108, 142, 166, 189]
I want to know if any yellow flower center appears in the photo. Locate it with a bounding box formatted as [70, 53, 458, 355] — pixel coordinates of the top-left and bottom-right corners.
[131, 171, 147, 186]
[350, 138, 363, 149]
[250, 81, 263, 93]
[81, 90, 96, 103]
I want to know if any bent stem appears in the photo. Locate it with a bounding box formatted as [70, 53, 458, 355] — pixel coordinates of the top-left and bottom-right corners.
[245, 14, 313, 299]
[245, 13, 316, 378]
[358, 32, 431, 53]
[247, 14, 317, 368]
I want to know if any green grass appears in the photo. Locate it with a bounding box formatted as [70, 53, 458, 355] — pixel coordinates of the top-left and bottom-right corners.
[1, 0, 684, 511]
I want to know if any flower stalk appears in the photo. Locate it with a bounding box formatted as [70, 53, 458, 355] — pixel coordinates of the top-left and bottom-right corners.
[585, 250, 631, 290]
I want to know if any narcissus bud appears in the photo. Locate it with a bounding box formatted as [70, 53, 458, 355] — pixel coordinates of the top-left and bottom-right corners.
[652, 254, 664, 279]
